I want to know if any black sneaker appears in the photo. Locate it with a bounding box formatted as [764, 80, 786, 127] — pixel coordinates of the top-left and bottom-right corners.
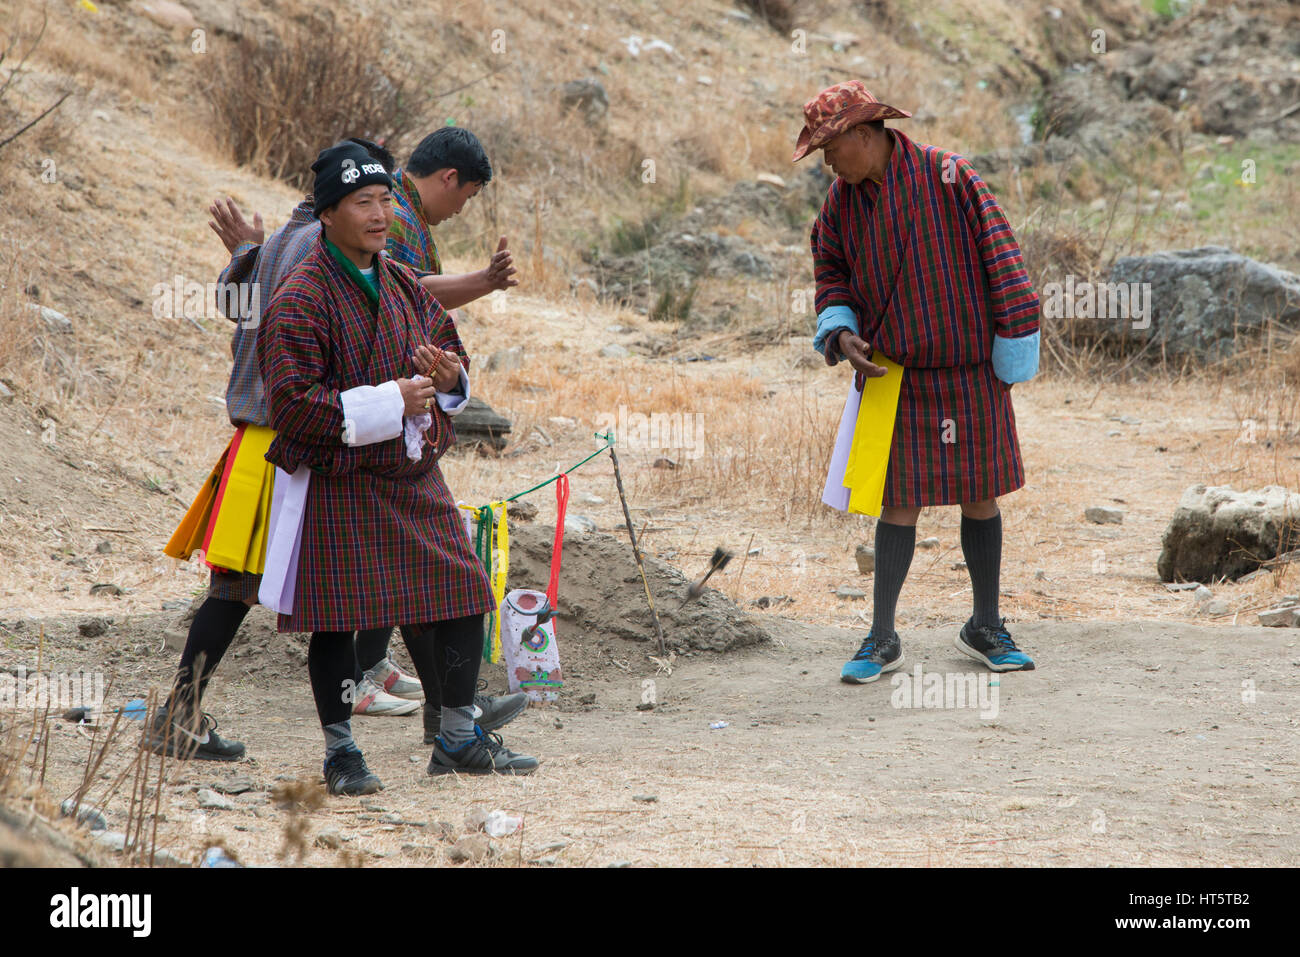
[427, 727, 539, 776]
[142, 707, 246, 762]
[955, 618, 1036, 672]
[423, 680, 530, 744]
[839, 631, 903, 684]
[323, 749, 383, 796]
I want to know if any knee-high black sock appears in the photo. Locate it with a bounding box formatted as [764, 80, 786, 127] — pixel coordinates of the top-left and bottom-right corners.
[871, 520, 916, 639]
[168, 597, 249, 715]
[353, 627, 393, 684]
[961, 512, 1003, 629]
[309, 631, 356, 757]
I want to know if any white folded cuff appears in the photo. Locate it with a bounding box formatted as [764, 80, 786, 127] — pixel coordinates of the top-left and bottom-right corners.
[340, 380, 404, 446]
[435, 365, 471, 415]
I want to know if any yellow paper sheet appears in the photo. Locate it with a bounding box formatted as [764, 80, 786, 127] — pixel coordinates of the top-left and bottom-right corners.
[843, 351, 904, 517]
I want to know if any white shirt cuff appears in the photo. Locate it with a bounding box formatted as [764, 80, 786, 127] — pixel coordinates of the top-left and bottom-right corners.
[435, 366, 471, 415]
[339, 380, 404, 446]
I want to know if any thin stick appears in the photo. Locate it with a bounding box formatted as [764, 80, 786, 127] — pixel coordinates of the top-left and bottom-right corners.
[608, 445, 666, 656]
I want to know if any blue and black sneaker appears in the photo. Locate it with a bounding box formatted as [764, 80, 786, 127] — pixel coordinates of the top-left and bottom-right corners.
[840, 631, 903, 684]
[955, 619, 1035, 672]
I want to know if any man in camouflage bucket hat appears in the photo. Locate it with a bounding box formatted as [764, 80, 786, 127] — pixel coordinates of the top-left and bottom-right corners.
[796, 80, 1042, 683]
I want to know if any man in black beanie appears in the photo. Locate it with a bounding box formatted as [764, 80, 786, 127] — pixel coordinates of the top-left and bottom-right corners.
[257, 141, 539, 795]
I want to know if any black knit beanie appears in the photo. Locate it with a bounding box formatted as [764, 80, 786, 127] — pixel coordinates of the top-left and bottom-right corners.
[311, 141, 392, 217]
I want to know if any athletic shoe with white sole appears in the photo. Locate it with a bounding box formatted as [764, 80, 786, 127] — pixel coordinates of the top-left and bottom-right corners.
[323, 748, 383, 796]
[142, 707, 246, 761]
[840, 631, 904, 684]
[352, 675, 421, 716]
[427, 727, 539, 776]
[423, 679, 529, 743]
[366, 656, 424, 701]
[955, 619, 1035, 672]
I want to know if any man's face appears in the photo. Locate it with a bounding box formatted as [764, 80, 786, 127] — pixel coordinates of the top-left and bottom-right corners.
[426, 170, 483, 226]
[321, 184, 394, 255]
[821, 125, 874, 185]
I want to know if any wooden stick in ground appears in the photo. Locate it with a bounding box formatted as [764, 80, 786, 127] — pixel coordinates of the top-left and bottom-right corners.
[608, 445, 666, 656]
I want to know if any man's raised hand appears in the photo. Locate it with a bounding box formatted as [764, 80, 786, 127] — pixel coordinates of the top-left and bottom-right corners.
[208, 198, 264, 254]
[483, 236, 518, 292]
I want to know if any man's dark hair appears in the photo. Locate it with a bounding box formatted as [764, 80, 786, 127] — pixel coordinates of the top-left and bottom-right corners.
[406, 127, 492, 185]
[346, 136, 396, 173]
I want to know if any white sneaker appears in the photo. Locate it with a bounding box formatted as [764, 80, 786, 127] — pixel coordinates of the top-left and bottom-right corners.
[367, 657, 425, 701]
[352, 676, 420, 716]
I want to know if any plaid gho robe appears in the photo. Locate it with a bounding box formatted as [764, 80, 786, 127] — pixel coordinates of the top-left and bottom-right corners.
[257, 236, 494, 631]
[812, 128, 1039, 506]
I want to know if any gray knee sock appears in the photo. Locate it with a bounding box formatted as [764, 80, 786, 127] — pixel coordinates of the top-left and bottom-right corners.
[439, 706, 476, 751]
[324, 720, 355, 759]
[871, 520, 916, 638]
[961, 512, 1003, 629]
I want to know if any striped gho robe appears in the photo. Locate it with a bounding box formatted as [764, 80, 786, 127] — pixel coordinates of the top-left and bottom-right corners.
[257, 236, 495, 632]
[812, 128, 1040, 506]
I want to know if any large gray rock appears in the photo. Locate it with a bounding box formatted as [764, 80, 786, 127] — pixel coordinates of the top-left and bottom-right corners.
[1157, 485, 1300, 583]
[1107, 247, 1300, 361]
[452, 397, 512, 452]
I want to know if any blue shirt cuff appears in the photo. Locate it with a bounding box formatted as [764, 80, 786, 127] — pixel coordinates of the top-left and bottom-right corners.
[992, 331, 1039, 384]
[813, 306, 858, 361]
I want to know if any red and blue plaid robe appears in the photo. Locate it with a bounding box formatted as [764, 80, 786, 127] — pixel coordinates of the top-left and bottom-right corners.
[812, 129, 1039, 506]
[257, 237, 494, 631]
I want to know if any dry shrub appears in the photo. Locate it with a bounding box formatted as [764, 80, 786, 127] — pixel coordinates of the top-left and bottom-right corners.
[206, 13, 417, 189]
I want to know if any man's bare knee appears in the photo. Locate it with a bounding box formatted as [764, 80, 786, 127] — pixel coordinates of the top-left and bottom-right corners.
[880, 505, 921, 526]
[960, 498, 999, 520]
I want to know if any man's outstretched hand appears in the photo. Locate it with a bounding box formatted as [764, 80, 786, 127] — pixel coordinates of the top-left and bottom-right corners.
[208, 198, 264, 254]
[830, 330, 888, 378]
[483, 236, 518, 292]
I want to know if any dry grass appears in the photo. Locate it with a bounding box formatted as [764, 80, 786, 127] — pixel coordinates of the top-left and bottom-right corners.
[206, 13, 418, 189]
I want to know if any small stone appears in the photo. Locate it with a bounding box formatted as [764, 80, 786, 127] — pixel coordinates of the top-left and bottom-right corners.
[315, 830, 343, 850]
[212, 778, 254, 795]
[1034, 570, 1047, 581]
[855, 544, 875, 574]
[1258, 605, 1300, 627]
[26, 303, 72, 333]
[599, 343, 630, 359]
[196, 788, 235, 810]
[89, 583, 123, 597]
[1193, 584, 1213, 603]
[553, 717, 564, 728]
[95, 540, 113, 554]
[652, 457, 677, 469]
[835, 585, 867, 599]
[1164, 582, 1199, 592]
[507, 500, 538, 521]
[77, 618, 109, 638]
[635, 701, 655, 711]
[751, 595, 792, 609]
[530, 856, 558, 866]
[579, 493, 605, 505]
[380, 812, 404, 824]
[578, 692, 597, 705]
[0, 381, 14, 403]
[564, 514, 598, 535]
[1084, 506, 1125, 524]
[1203, 600, 1230, 616]
[632, 794, 658, 803]
[464, 807, 490, 831]
[607, 860, 632, 868]
[448, 834, 493, 863]
[917, 537, 940, 549]
[409, 755, 422, 763]
[60, 799, 108, 831]
[951, 560, 967, 570]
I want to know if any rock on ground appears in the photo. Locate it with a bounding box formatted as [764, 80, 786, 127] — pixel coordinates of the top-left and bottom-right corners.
[1157, 485, 1300, 583]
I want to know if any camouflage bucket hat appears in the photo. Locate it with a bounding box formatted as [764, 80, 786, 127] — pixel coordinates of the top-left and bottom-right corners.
[791, 80, 911, 162]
